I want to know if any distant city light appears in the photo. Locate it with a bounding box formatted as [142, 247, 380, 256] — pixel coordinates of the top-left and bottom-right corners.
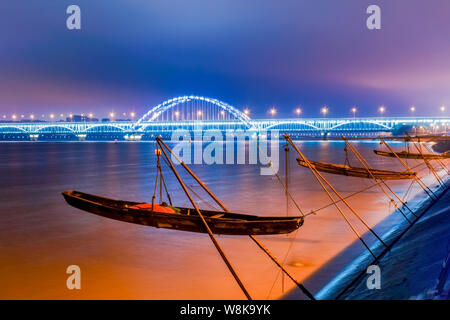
[88, 113, 93, 118]
[2, 115, 6, 119]
[60, 113, 64, 117]
[21, 114, 24, 118]
[69, 113, 73, 118]
[130, 112, 136, 118]
[50, 114, 55, 119]
[109, 112, 115, 118]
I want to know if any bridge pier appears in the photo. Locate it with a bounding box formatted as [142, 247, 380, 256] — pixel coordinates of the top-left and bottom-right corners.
[124, 134, 143, 141]
[76, 134, 87, 141]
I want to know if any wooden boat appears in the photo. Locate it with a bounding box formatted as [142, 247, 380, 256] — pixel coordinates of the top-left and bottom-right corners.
[296, 159, 416, 180]
[373, 149, 450, 160]
[62, 190, 304, 235]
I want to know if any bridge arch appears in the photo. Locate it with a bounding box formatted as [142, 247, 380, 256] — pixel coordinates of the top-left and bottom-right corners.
[83, 124, 126, 133]
[329, 120, 392, 131]
[0, 126, 28, 133]
[35, 125, 76, 133]
[134, 96, 254, 129]
[264, 121, 320, 131]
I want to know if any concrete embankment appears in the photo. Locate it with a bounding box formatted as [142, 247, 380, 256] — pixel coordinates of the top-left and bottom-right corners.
[314, 182, 450, 300]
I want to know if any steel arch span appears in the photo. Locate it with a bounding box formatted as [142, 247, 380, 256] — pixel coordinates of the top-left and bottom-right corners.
[134, 96, 254, 129]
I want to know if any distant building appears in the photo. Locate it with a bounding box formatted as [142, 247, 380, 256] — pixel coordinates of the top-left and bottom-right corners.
[66, 115, 99, 122]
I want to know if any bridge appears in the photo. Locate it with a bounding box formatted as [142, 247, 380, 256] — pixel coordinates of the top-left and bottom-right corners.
[0, 96, 448, 140]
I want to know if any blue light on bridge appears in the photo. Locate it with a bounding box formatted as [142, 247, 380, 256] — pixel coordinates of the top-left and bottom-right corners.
[0, 96, 448, 139]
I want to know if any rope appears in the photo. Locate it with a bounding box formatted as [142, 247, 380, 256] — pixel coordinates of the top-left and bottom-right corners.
[255, 140, 305, 216]
[266, 227, 301, 299]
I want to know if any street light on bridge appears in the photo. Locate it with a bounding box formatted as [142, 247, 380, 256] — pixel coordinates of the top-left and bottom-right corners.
[410, 106, 415, 114]
[321, 106, 328, 118]
[30, 114, 35, 120]
[130, 112, 136, 119]
[109, 112, 115, 121]
[244, 108, 250, 116]
[441, 105, 446, 113]
[351, 107, 357, 118]
[12, 114, 17, 121]
[295, 107, 302, 118]
[270, 107, 277, 116]
[378, 106, 386, 116]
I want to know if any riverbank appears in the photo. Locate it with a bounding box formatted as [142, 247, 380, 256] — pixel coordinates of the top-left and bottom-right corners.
[294, 179, 449, 300]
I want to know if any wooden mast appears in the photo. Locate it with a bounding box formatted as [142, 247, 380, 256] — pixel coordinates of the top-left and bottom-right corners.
[156, 138, 252, 300]
[156, 137, 316, 300]
[342, 136, 416, 222]
[284, 134, 387, 256]
[378, 136, 437, 200]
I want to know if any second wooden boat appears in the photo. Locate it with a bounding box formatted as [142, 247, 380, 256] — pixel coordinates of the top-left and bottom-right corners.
[296, 159, 416, 180]
[62, 190, 304, 236]
[373, 149, 450, 160]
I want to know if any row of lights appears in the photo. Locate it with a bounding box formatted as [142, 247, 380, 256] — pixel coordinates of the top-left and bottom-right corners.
[2, 112, 137, 121]
[267, 105, 447, 117]
[2, 106, 447, 121]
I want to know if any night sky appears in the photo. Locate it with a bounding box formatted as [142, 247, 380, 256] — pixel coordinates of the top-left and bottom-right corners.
[1, 1, 450, 118]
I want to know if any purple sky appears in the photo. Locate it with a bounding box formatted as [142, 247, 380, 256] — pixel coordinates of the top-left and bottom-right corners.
[1, 1, 449, 118]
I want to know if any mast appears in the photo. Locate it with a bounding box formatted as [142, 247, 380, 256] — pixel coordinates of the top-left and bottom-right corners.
[156, 138, 252, 300]
[156, 137, 315, 300]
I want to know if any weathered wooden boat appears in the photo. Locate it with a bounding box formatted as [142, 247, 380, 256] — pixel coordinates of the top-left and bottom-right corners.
[62, 190, 304, 235]
[373, 149, 450, 160]
[296, 159, 416, 180]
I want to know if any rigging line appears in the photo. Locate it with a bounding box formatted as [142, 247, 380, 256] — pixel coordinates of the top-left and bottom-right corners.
[402, 179, 416, 204]
[156, 138, 253, 300]
[422, 143, 450, 176]
[266, 227, 301, 299]
[156, 137, 315, 300]
[411, 138, 445, 186]
[283, 133, 379, 258]
[285, 134, 388, 248]
[379, 136, 437, 200]
[303, 161, 428, 217]
[159, 154, 219, 210]
[255, 140, 305, 216]
[342, 136, 415, 221]
[159, 165, 173, 206]
[413, 139, 443, 185]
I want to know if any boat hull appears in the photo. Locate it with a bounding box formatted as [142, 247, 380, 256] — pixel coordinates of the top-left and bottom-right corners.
[296, 159, 416, 180]
[62, 191, 303, 235]
[374, 150, 450, 160]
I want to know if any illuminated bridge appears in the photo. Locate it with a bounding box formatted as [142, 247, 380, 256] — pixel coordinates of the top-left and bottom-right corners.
[0, 96, 449, 140]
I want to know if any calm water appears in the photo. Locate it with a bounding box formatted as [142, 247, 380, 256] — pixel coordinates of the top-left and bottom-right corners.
[0, 140, 441, 299]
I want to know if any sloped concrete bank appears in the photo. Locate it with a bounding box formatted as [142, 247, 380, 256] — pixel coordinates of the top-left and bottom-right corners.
[314, 182, 450, 300]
